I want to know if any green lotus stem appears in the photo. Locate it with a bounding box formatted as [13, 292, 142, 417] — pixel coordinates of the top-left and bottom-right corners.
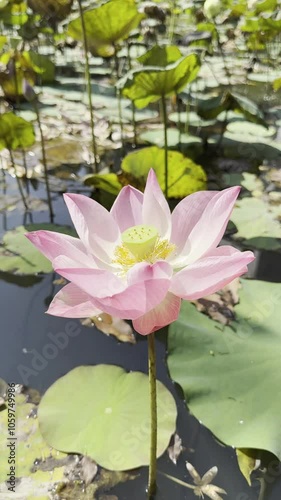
[176, 95, 181, 150]
[126, 42, 137, 146]
[77, 0, 98, 171]
[214, 24, 231, 87]
[33, 100, 54, 222]
[161, 94, 168, 198]
[258, 476, 267, 500]
[168, 0, 177, 43]
[147, 332, 157, 499]
[9, 150, 29, 211]
[113, 45, 125, 152]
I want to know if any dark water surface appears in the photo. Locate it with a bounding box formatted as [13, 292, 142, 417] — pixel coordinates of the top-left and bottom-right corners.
[0, 181, 280, 499]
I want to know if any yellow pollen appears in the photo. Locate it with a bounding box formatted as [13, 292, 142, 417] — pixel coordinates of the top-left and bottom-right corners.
[113, 224, 176, 274]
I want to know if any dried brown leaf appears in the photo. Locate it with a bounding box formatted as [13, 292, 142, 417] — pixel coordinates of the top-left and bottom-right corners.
[193, 278, 241, 325]
[168, 434, 183, 465]
[81, 456, 98, 486]
[82, 313, 136, 344]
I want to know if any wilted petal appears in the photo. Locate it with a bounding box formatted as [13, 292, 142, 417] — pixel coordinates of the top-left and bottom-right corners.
[64, 193, 120, 263]
[202, 484, 227, 500]
[54, 259, 172, 320]
[110, 185, 143, 232]
[133, 292, 181, 335]
[171, 187, 240, 268]
[26, 230, 94, 267]
[170, 246, 254, 300]
[186, 462, 202, 485]
[142, 169, 171, 239]
[47, 283, 101, 318]
[201, 466, 218, 485]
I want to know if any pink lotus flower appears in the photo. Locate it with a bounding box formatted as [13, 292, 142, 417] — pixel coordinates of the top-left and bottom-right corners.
[26, 170, 254, 335]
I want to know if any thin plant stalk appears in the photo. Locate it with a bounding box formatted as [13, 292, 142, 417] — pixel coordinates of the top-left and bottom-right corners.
[33, 100, 54, 222]
[213, 24, 231, 87]
[147, 332, 157, 499]
[114, 45, 125, 153]
[13, 56, 30, 194]
[161, 94, 168, 198]
[77, 0, 98, 171]
[9, 150, 29, 211]
[176, 95, 182, 150]
[22, 149, 30, 195]
[126, 42, 137, 146]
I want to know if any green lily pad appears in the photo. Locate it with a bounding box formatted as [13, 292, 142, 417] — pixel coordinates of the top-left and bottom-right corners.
[223, 172, 263, 193]
[0, 389, 134, 498]
[230, 197, 281, 250]
[137, 45, 182, 67]
[84, 172, 123, 195]
[119, 54, 200, 108]
[167, 279, 281, 460]
[0, 112, 35, 151]
[38, 365, 177, 470]
[138, 128, 203, 157]
[68, 0, 144, 57]
[0, 224, 76, 275]
[248, 72, 281, 83]
[121, 146, 207, 197]
[226, 121, 276, 138]
[197, 91, 266, 126]
[169, 111, 216, 128]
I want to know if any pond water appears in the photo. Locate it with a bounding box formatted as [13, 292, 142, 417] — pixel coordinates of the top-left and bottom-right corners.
[1, 176, 281, 500]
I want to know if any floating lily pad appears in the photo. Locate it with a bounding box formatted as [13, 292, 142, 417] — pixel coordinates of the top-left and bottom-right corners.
[39, 365, 177, 470]
[0, 389, 134, 497]
[167, 279, 281, 460]
[138, 128, 202, 149]
[0, 224, 76, 275]
[169, 111, 216, 128]
[121, 146, 207, 197]
[231, 197, 281, 250]
[226, 121, 276, 138]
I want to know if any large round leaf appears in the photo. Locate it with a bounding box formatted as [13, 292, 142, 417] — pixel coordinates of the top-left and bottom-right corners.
[231, 197, 281, 251]
[0, 224, 76, 275]
[121, 146, 207, 197]
[39, 365, 177, 470]
[167, 279, 281, 459]
[119, 54, 200, 108]
[137, 45, 182, 67]
[0, 112, 35, 150]
[68, 0, 144, 57]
